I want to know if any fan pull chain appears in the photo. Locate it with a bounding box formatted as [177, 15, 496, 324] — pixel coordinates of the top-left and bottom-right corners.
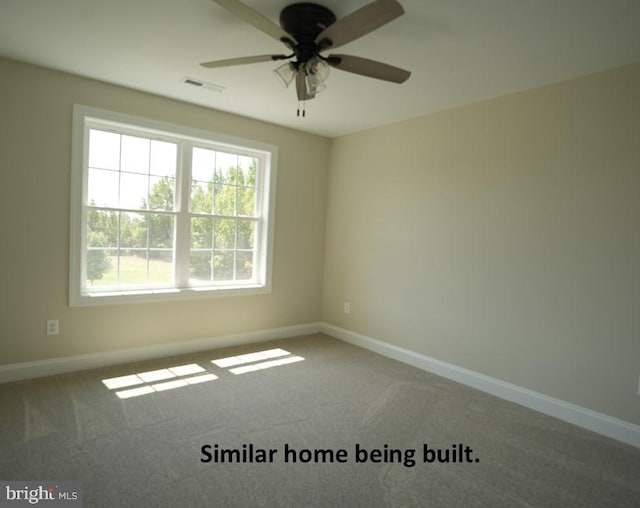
[297, 101, 306, 117]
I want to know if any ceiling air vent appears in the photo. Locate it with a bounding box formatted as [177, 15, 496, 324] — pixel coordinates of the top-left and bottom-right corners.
[182, 77, 225, 93]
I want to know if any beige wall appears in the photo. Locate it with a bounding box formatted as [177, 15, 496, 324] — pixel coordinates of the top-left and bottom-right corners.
[0, 57, 329, 364]
[322, 63, 640, 425]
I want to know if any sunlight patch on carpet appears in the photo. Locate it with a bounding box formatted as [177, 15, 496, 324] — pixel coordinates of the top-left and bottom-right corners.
[211, 348, 305, 375]
[229, 355, 305, 375]
[211, 348, 291, 368]
[102, 363, 216, 399]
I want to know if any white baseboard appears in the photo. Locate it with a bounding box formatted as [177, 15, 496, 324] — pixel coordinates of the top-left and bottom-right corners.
[2, 320, 638, 449]
[0, 322, 322, 384]
[320, 323, 640, 449]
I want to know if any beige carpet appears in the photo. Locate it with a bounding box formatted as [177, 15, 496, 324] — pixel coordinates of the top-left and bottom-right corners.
[1, 333, 639, 507]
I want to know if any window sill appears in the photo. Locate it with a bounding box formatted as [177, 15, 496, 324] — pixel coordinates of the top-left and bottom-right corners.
[70, 283, 269, 307]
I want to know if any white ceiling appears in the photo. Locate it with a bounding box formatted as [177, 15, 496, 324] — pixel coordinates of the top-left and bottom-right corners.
[1, 0, 639, 138]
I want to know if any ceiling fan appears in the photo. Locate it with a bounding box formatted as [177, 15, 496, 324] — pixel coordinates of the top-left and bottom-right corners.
[201, 0, 411, 114]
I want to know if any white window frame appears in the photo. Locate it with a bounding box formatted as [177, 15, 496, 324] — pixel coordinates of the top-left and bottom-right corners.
[69, 105, 277, 306]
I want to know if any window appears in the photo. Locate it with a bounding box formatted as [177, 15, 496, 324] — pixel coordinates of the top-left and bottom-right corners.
[70, 105, 277, 306]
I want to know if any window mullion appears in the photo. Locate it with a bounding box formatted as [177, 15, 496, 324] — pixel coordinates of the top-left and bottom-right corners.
[174, 142, 192, 287]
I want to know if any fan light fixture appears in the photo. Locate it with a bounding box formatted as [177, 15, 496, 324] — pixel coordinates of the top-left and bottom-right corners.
[274, 58, 330, 96]
[304, 58, 329, 95]
[273, 62, 296, 87]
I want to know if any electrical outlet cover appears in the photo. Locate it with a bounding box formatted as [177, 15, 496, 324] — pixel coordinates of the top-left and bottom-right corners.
[46, 320, 59, 335]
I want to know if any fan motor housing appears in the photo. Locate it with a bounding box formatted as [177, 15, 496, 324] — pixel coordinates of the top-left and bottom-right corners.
[279, 3, 336, 44]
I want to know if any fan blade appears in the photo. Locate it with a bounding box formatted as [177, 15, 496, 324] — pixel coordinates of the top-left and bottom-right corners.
[213, 0, 296, 46]
[315, 0, 404, 50]
[296, 69, 315, 101]
[328, 54, 410, 83]
[200, 54, 288, 68]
